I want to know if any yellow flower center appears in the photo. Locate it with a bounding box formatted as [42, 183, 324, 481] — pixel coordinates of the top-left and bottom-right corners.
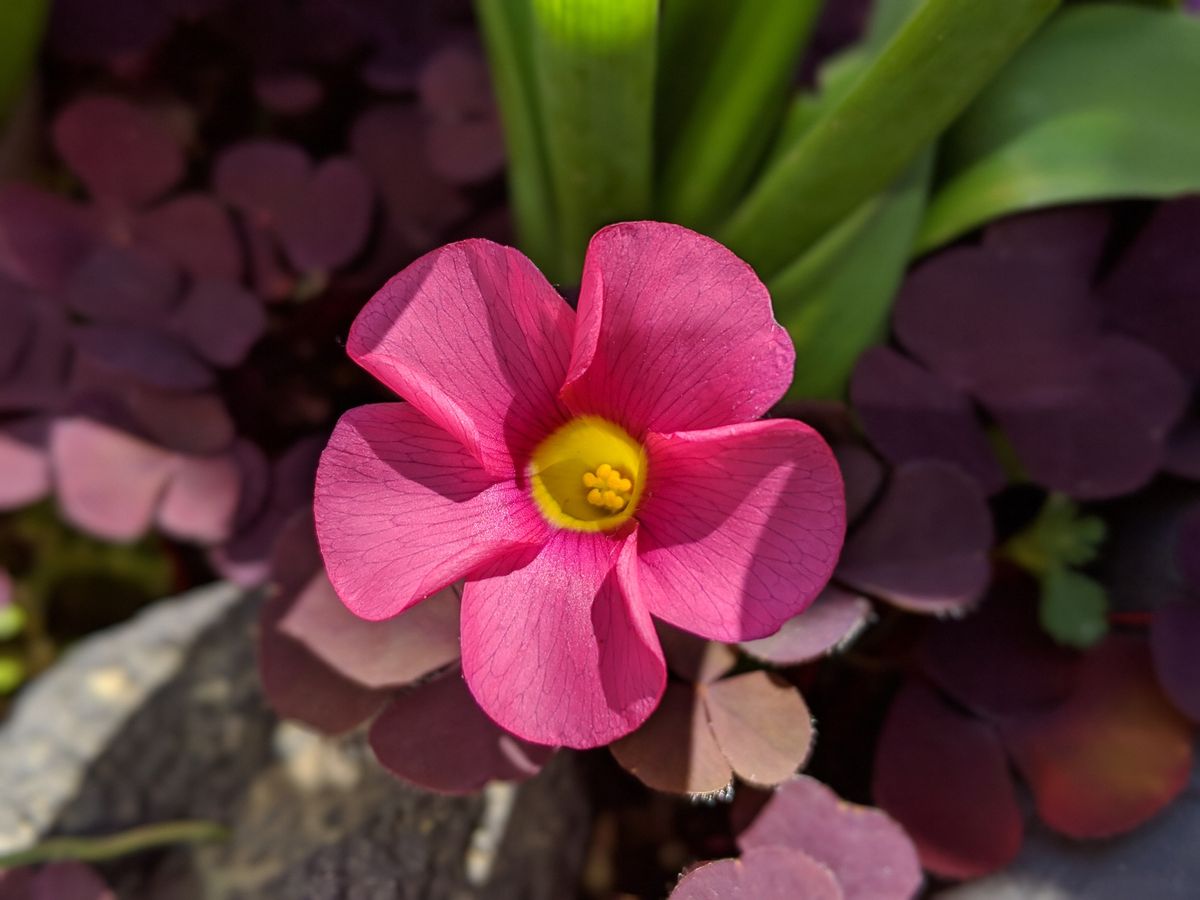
[529, 416, 645, 532]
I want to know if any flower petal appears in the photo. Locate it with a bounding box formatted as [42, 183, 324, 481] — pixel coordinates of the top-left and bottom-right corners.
[347, 240, 574, 476]
[460, 529, 666, 748]
[369, 671, 554, 794]
[563, 222, 794, 436]
[636, 419, 844, 642]
[314, 403, 546, 621]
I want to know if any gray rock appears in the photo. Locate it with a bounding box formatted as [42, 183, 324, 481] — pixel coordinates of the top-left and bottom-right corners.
[0, 584, 590, 898]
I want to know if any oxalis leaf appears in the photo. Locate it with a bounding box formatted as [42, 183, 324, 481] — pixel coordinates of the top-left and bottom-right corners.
[1040, 566, 1109, 649]
[718, 0, 1060, 278]
[920, 4, 1200, 251]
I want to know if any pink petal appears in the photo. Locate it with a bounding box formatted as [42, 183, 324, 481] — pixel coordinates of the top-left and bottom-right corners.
[609, 682, 733, 795]
[563, 222, 794, 436]
[314, 403, 547, 621]
[156, 452, 241, 543]
[636, 419, 845, 642]
[460, 529, 666, 748]
[53, 96, 184, 207]
[741, 775, 924, 900]
[347, 240, 574, 475]
[670, 848, 843, 900]
[369, 672, 554, 794]
[740, 586, 873, 666]
[51, 417, 177, 541]
[0, 417, 51, 510]
[280, 575, 461, 689]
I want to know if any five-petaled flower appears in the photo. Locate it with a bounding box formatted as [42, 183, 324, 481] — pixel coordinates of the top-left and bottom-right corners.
[314, 222, 846, 748]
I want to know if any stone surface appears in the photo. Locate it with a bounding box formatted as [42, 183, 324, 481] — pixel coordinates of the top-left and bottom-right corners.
[0, 584, 590, 898]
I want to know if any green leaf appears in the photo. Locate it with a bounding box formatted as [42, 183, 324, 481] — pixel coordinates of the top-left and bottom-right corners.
[1040, 566, 1109, 649]
[771, 152, 933, 401]
[531, 0, 657, 282]
[919, 4, 1200, 252]
[0, 0, 48, 124]
[0, 603, 25, 642]
[718, 0, 1061, 278]
[475, 0, 558, 273]
[657, 0, 822, 230]
[0, 654, 25, 695]
[1003, 493, 1107, 575]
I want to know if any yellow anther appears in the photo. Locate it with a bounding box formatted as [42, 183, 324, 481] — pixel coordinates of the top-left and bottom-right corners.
[582, 472, 600, 488]
[615, 477, 632, 492]
[596, 463, 613, 480]
[587, 488, 604, 506]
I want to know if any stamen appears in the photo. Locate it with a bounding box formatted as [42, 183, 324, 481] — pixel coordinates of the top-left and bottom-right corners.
[583, 462, 634, 514]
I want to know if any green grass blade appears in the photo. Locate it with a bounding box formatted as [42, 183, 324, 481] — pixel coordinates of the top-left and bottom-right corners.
[657, 0, 822, 230]
[771, 153, 933, 401]
[918, 4, 1200, 252]
[719, 0, 1061, 278]
[531, 0, 657, 282]
[0, 0, 48, 125]
[474, 0, 558, 273]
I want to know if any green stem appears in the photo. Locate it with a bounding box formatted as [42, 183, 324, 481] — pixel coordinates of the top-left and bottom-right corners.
[719, 0, 1062, 278]
[0, 820, 228, 869]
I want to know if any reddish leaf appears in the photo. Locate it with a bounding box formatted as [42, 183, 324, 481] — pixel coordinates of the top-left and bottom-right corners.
[610, 683, 733, 796]
[124, 387, 235, 455]
[276, 157, 373, 272]
[656, 622, 737, 684]
[279, 576, 461, 689]
[135, 193, 242, 281]
[670, 847, 843, 900]
[369, 672, 553, 794]
[53, 96, 184, 207]
[835, 443, 884, 527]
[740, 775, 923, 900]
[851, 347, 1004, 494]
[703, 673, 813, 788]
[156, 453, 241, 544]
[51, 417, 176, 541]
[0, 184, 95, 292]
[740, 586, 872, 666]
[170, 278, 266, 367]
[1002, 637, 1194, 839]
[837, 462, 993, 614]
[72, 324, 214, 391]
[1176, 502, 1200, 590]
[0, 417, 51, 510]
[258, 586, 385, 735]
[1165, 417, 1200, 481]
[873, 681, 1022, 880]
[920, 581, 1079, 720]
[1151, 602, 1200, 722]
[65, 244, 180, 325]
[254, 70, 325, 115]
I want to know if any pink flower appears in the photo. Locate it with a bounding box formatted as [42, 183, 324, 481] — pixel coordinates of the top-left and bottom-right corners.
[314, 222, 845, 748]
